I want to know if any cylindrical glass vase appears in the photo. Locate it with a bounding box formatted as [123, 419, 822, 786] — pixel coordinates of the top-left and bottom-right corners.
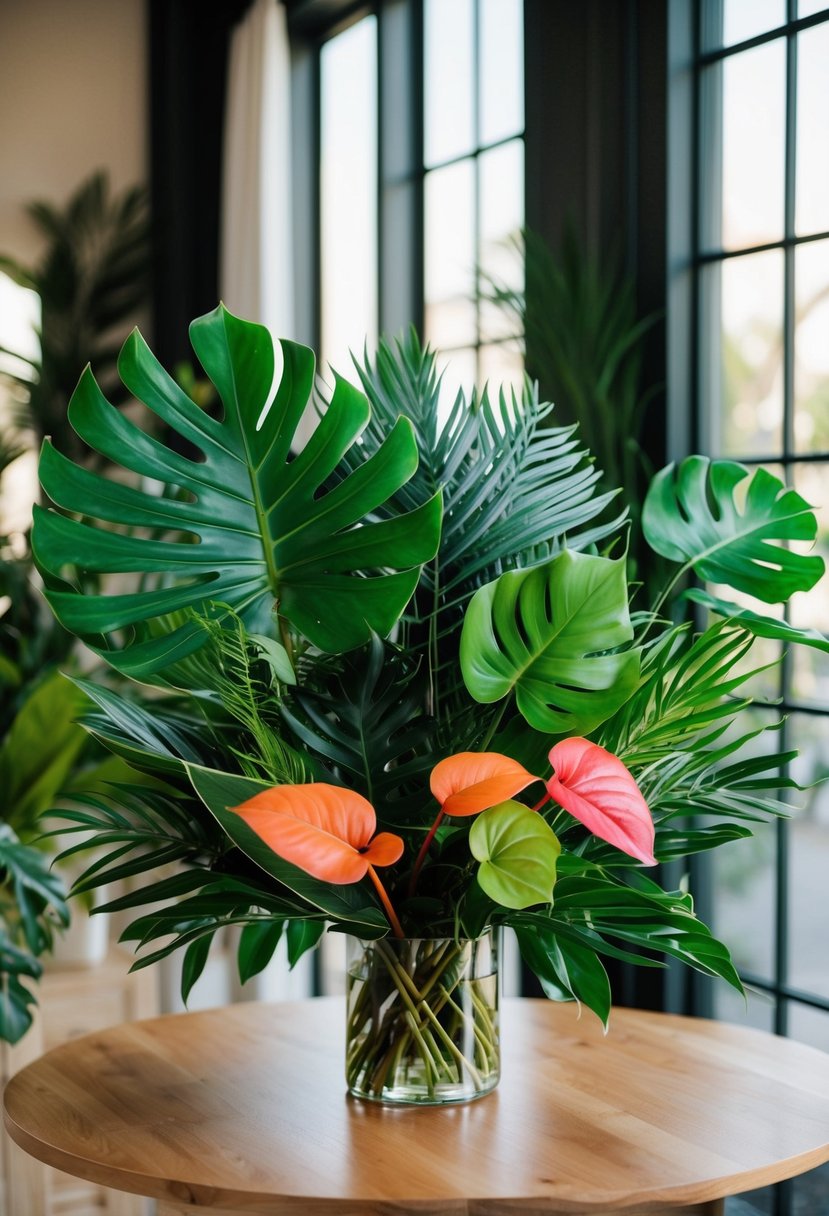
[345, 931, 499, 1105]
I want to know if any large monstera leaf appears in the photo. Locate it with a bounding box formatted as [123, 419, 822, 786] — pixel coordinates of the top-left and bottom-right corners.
[32, 306, 442, 677]
[460, 550, 639, 734]
[642, 457, 824, 602]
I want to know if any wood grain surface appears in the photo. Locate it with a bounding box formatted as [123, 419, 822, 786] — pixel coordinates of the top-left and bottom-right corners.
[4, 998, 829, 1215]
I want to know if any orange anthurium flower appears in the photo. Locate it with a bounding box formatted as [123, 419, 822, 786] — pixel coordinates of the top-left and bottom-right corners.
[229, 783, 404, 885]
[430, 752, 540, 817]
[546, 738, 657, 867]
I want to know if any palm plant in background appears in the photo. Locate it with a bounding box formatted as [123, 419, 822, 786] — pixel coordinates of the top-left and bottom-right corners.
[0, 170, 150, 464]
[23, 305, 828, 1092]
[480, 225, 661, 588]
[0, 172, 150, 1040]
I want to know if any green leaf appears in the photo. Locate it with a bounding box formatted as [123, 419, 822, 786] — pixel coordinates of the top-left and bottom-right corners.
[286, 918, 325, 968]
[181, 933, 214, 1004]
[33, 304, 442, 676]
[72, 676, 206, 776]
[238, 920, 286, 985]
[185, 763, 388, 930]
[469, 800, 560, 909]
[685, 588, 829, 654]
[642, 457, 824, 602]
[281, 634, 435, 822]
[249, 634, 296, 685]
[514, 925, 611, 1027]
[0, 968, 38, 1045]
[0, 670, 87, 837]
[460, 549, 639, 733]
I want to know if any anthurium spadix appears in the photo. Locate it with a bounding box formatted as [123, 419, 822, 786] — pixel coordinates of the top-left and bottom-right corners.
[546, 738, 656, 866]
[230, 783, 405, 935]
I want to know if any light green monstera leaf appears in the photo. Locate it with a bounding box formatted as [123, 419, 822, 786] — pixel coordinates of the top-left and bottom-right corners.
[459, 549, 639, 734]
[32, 305, 442, 678]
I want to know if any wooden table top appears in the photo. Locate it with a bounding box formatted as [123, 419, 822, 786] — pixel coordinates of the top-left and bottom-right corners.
[4, 997, 829, 1215]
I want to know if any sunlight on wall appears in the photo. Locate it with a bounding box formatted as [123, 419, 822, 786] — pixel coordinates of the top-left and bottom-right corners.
[0, 272, 40, 536]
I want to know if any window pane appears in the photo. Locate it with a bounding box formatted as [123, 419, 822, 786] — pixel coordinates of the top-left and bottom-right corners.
[711, 709, 782, 982]
[701, 250, 784, 457]
[794, 241, 829, 453]
[713, 984, 776, 1033]
[320, 18, 377, 376]
[713, 812, 777, 982]
[788, 712, 829, 1001]
[789, 1003, 829, 1052]
[424, 0, 474, 167]
[424, 160, 476, 348]
[702, 0, 786, 49]
[790, 464, 829, 707]
[796, 24, 829, 236]
[434, 346, 477, 432]
[0, 273, 40, 535]
[798, 0, 829, 16]
[479, 341, 524, 397]
[722, 42, 786, 249]
[479, 0, 523, 146]
[479, 139, 524, 340]
[723, 0, 785, 46]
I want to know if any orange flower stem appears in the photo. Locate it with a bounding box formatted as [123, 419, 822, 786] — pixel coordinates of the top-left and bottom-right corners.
[407, 808, 445, 899]
[531, 792, 552, 812]
[367, 865, 404, 939]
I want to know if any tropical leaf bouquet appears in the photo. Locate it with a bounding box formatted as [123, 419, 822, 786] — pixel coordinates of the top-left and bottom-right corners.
[33, 305, 827, 1102]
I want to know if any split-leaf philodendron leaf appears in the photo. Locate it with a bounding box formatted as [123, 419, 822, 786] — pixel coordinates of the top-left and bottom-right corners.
[459, 549, 639, 734]
[32, 304, 442, 678]
[642, 457, 824, 602]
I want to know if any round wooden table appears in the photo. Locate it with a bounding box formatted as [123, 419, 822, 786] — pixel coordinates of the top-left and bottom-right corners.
[5, 997, 829, 1215]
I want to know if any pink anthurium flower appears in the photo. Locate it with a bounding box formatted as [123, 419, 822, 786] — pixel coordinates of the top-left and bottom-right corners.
[230, 783, 405, 935]
[546, 738, 657, 867]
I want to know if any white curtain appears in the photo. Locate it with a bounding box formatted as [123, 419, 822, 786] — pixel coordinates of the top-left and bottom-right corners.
[220, 0, 293, 337]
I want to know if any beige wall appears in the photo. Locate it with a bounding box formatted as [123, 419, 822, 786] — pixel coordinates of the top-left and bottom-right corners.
[0, 0, 147, 263]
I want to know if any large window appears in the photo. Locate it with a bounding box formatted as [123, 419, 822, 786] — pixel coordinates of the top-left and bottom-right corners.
[422, 0, 524, 403]
[290, 0, 524, 399]
[690, 4, 829, 1212]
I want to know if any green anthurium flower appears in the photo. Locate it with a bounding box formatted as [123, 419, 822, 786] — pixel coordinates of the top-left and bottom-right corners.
[469, 800, 561, 910]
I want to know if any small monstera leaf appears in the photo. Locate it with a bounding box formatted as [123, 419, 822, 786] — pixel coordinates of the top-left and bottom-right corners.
[32, 305, 442, 677]
[642, 457, 824, 603]
[470, 800, 560, 909]
[460, 550, 639, 734]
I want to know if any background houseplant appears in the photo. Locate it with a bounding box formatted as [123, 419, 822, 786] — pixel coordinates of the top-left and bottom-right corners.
[0, 173, 151, 1042]
[30, 306, 827, 1099]
[0, 170, 150, 465]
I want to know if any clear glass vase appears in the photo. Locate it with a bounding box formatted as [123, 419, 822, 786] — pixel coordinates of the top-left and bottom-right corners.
[345, 930, 499, 1105]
